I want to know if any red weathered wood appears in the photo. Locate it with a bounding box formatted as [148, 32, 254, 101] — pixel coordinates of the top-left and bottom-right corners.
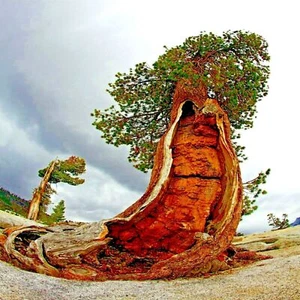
[0, 83, 243, 280]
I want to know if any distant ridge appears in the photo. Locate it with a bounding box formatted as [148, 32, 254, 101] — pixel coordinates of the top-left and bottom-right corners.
[0, 186, 29, 217]
[0, 187, 58, 224]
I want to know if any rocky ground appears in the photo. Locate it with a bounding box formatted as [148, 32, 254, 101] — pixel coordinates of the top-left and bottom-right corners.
[0, 213, 299, 299]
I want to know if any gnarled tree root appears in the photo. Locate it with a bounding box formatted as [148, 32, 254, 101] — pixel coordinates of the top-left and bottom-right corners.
[0, 95, 245, 280]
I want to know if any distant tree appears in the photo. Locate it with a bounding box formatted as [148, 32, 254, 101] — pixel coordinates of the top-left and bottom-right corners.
[267, 213, 289, 230]
[242, 168, 271, 217]
[28, 156, 86, 221]
[50, 200, 66, 223]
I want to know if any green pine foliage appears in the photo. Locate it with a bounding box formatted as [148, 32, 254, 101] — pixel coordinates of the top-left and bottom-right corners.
[92, 30, 271, 219]
[242, 168, 271, 217]
[33, 156, 85, 222]
[38, 156, 86, 185]
[35, 183, 56, 214]
[0, 187, 68, 225]
[267, 213, 289, 230]
[50, 200, 66, 223]
[92, 30, 270, 173]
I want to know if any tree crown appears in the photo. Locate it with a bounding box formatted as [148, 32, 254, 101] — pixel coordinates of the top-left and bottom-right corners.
[38, 156, 86, 185]
[92, 30, 270, 172]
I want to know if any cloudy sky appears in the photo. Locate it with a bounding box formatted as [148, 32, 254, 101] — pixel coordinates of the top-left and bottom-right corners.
[0, 0, 299, 233]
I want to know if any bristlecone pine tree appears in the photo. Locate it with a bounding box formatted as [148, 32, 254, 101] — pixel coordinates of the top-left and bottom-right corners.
[0, 31, 270, 280]
[27, 156, 86, 221]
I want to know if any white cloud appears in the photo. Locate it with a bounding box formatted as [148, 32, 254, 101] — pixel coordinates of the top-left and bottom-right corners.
[50, 164, 142, 222]
[238, 193, 300, 234]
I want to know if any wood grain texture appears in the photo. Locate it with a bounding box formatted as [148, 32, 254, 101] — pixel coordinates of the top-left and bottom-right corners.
[0, 83, 243, 280]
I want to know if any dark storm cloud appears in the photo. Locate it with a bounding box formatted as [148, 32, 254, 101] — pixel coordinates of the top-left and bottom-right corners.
[0, 1, 38, 51]
[1, 68, 148, 194]
[1, 69, 148, 192]
[5, 73, 49, 135]
[0, 1, 149, 196]
[0, 141, 45, 199]
[0, 147, 37, 199]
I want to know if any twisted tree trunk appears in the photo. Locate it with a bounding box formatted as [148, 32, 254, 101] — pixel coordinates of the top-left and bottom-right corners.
[27, 160, 57, 221]
[0, 86, 243, 280]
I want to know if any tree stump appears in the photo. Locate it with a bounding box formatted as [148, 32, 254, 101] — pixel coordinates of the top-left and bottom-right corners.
[0, 93, 242, 280]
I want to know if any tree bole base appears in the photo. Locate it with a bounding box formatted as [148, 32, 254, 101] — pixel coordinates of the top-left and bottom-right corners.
[0, 95, 246, 281]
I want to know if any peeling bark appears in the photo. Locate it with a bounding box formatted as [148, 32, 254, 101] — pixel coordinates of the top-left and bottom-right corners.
[0, 87, 243, 280]
[27, 160, 57, 221]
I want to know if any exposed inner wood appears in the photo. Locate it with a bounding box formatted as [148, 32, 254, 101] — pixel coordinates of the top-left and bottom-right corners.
[105, 102, 222, 260]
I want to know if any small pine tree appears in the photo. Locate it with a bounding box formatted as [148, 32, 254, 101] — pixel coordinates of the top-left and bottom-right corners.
[267, 213, 289, 230]
[50, 200, 66, 223]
